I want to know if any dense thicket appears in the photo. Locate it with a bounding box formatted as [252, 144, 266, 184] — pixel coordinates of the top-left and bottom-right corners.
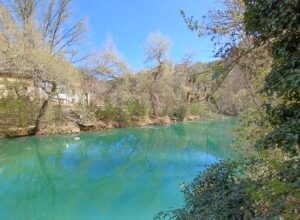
[156, 0, 300, 219]
[245, 0, 300, 154]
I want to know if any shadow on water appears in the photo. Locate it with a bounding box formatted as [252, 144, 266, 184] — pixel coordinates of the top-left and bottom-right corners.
[0, 117, 236, 220]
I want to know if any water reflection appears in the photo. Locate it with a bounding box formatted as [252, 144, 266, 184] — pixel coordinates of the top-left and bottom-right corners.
[0, 118, 235, 220]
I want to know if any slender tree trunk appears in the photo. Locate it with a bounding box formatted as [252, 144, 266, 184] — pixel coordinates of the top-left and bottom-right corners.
[29, 82, 57, 135]
[149, 66, 162, 118]
[150, 93, 158, 117]
[149, 85, 158, 117]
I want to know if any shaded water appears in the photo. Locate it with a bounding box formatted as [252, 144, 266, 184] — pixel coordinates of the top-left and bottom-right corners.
[0, 118, 236, 220]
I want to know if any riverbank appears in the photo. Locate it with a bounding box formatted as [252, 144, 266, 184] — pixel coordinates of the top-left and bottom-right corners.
[0, 114, 221, 139]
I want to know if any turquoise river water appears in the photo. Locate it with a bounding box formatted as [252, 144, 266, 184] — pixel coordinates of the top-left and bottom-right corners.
[0, 118, 236, 220]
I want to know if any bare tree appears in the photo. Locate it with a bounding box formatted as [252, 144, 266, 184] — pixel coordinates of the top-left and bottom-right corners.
[96, 36, 130, 80]
[0, 0, 85, 134]
[80, 36, 132, 106]
[180, 0, 271, 115]
[1, 0, 86, 55]
[143, 32, 172, 116]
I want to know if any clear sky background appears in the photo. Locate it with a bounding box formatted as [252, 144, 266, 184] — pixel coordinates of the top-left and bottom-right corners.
[73, 0, 220, 71]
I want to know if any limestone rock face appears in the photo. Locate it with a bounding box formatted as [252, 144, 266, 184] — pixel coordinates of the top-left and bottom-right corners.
[38, 121, 80, 135]
[3, 127, 30, 137]
[60, 121, 81, 134]
[95, 121, 108, 129]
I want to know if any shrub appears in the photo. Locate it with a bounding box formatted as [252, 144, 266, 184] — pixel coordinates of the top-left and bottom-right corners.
[95, 103, 129, 124]
[155, 157, 300, 219]
[0, 95, 36, 128]
[169, 106, 187, 121]
[156, 160, 255, 220]
[188, 103, 208, 116]
[96, 100, 148, 125]
[124, 100, 147, 121]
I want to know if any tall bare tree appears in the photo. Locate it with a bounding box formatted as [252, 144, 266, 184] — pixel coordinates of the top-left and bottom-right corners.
[96, 36, 130, 80]
[0, 0, 86, 134]
[78, 36, 132, 108]
[143, 32, 171, 116]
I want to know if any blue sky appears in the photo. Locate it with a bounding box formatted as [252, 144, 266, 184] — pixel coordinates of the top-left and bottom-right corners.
[73, 0, 220, 71]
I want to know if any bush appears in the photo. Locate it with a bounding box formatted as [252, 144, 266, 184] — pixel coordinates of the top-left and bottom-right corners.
[169, 106, 187, 121]
[0, 95, 36, 128]
[155, 157, 300, 219]
[188, 102, 208, 116]
[95, 100, 147, 125]
[95, 103, 129, 124]
[124, 100, 147, 121]
[155, 160, 253, 220]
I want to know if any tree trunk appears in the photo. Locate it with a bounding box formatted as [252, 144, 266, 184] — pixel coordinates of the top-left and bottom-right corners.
[150, 93, 158, 117]
[148, 85, 158, 117]
[29, 82, 57, 135]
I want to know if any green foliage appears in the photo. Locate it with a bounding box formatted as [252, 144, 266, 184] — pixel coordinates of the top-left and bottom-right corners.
[234, 108, 270, 154]
[124, 100, 147, 121]
[0, 98, 25, 112]
[157, 1, 300, 219]
[188, 103, 208, 117]
[0, 98, 24, 127]
[257, 103, 300, 154]
[0, 94, 36, 128]
[156, 157, 300, 219]
[244, 0, 300, 154]
[95, 100, 147, 126]
[211, 63, 227, 81]
[95, 102, 129, 124]
[169, 106, 187, 121]
[211, 69, 224, 80]
[155, 160, 254, 220]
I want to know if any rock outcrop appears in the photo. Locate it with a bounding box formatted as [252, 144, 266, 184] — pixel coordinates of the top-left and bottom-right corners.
[2, 127, 31, 137]
[37, 121, 80, 135]
[0, 115, 203, 138]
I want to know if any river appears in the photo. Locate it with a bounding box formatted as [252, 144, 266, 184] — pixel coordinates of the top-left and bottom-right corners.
[0, 118, 236, 220]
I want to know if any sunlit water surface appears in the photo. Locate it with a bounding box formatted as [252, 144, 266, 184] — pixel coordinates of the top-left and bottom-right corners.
[0, 118, 236, 220]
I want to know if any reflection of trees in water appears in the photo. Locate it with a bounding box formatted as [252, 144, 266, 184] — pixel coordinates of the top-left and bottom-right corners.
[0, 119, 235, 219]
[0, 138, 59, 219]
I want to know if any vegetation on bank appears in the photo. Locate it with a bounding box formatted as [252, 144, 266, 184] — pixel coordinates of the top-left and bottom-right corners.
[95, 100, 148, 126]
[156, 0, 300, 219]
